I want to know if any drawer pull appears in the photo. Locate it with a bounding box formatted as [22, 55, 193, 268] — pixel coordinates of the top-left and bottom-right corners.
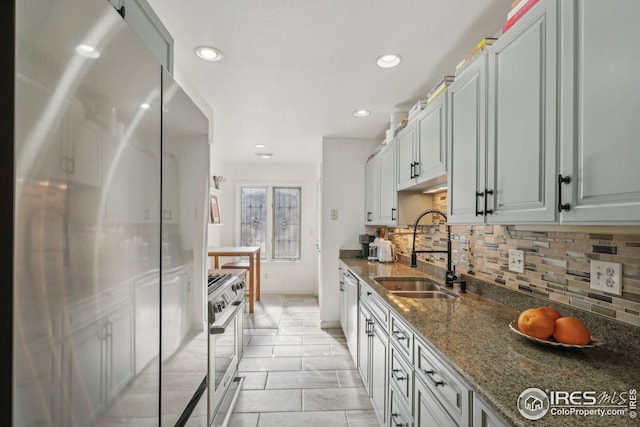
[391, 413, 406, 427]
[392, 329, 407, 341]
[366, 291, 372, 296]
[423, 369, 445, 387]
[392, 369, 406, 382]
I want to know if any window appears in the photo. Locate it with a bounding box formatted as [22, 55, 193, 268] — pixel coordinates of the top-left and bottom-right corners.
[239, 186, 302, 260]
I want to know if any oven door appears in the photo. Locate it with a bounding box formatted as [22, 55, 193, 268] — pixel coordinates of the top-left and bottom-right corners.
[209, 300, 244, 422]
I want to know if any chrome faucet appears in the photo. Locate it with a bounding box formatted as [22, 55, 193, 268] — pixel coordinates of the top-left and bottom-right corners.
[410, 209, 456, 287]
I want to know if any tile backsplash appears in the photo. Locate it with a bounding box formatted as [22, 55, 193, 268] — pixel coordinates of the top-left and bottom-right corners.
[390, 192, 640, 327]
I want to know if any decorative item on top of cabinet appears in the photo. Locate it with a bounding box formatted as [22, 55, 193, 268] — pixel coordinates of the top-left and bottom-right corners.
[557, 0, 640, 224]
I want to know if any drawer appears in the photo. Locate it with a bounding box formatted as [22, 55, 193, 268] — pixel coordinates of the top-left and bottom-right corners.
[415, 338, 470, 426]
[360, 283, 389, 330]
[390, 343, 413, 405]
[390, 312, 413, 362]
[389, 384, 413, 427]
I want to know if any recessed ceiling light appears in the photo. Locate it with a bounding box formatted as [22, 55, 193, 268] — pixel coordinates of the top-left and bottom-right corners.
[195, 46, 224, 62]
[75, 44, 100, 59]
[140, 103, 151, 110]
[376, 54, 402, 68]
[353, 110, 370, 117]
[254, 144, 267, 149]
[255, 153, 273, 159]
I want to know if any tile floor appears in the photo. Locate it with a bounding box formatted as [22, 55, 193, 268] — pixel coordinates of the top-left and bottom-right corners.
[229, 294, 378, 427]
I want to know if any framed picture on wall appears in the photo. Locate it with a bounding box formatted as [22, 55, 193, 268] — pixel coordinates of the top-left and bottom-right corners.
[210, 195, 221, 224]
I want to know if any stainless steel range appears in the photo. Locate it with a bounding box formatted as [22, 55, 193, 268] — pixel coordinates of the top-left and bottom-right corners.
[207, 269, 246, 426]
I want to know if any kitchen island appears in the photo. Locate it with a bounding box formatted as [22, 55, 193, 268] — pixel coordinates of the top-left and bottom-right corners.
[340, 257, 640, 427]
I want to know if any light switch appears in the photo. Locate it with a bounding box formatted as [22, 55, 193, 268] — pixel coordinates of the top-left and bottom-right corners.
[331, 209, 338, 220]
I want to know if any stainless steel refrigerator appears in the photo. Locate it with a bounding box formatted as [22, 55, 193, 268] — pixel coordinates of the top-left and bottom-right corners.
[12, 0, 210, 425]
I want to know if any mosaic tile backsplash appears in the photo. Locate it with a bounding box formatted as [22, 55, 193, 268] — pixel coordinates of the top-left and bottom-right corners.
[390, 193, 640, 327]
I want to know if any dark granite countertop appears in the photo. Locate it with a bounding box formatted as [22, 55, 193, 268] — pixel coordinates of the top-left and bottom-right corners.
[340, 257, 640, 427]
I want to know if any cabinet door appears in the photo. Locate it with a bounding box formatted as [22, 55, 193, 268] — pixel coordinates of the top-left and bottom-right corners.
[447, 53, 487, 224]
[370, 321, 388, 425]
[345, 274, 358, 366]
[417, 93, 447, 184]
[339, 272, 347, 335]
[559, 0, 640, 224]
[62, 321, 106, 427]
[415, 377, 457, 427]
[396, 123, 416, 190]
[365, 156, 380, 223]
[473, 394, 509, 427]
[357, 303, 371, 394]
[108, 304, 134, 401]
[486, 0, 558, 224]
[379, 141, 397, 224]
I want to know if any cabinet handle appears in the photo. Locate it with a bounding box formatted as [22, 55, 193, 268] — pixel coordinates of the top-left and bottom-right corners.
[484, 189, 494, 215]
[475, 191, 484, 216]
[414, 161, 420, 178]
[392, 329, 407, 341]
[391, 413, 406, 427]
[557, 174, 571, 212]
[367, 212, 372, 221]
[391, 208, 396, 221]
[392, 368, 407, 382]
[423, 369, 445, 387]
[410, 162, 415, 179]
[366, 291, 372, 296]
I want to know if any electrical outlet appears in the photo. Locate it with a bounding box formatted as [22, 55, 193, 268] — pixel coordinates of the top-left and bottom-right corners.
[508, 249, 525, 273]
[590, 260, 622, 295]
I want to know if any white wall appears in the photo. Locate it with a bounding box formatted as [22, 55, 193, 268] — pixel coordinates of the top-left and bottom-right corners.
[320, 137, 379, 327]
[211, 162, 318, 295]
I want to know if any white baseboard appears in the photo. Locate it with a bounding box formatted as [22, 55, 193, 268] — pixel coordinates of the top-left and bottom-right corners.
[320, 320, 341, 329]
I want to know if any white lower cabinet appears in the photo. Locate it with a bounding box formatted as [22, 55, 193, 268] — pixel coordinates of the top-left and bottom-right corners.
[473, 394, 509, 427]
[389, 384, 413, 427]
[415, 338, 470, 426]
[358, 283, 389, 426]
[349, 272, 511, 427]
[415, 375, 458, 427]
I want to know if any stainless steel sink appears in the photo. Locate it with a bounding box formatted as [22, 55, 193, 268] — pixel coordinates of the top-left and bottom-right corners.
[374, 277, 458, 299]
[389, 291, 457, 299]
[374, 277, 442, 292]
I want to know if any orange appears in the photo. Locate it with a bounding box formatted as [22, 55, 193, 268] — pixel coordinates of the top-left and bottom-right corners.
[538, 306, 562, 322]
[517, 308, 555, 340]
[553, 317, 592, 345]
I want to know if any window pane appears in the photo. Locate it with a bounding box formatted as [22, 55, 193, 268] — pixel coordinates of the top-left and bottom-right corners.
[240, 187, 267, 257]
[273, 187, 301, 260]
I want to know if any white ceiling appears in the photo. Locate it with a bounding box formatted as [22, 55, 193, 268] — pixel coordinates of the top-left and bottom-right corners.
[147, 0, 511, 164]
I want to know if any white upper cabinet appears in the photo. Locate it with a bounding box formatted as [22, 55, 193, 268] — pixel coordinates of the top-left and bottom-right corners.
[364, 140, 397, 226]
[379, 139, 398, 224]
[397, 96, 448, 192]
[447, 52, 488, 225]
[416, 93, 448, 185]
[397, 123, 417, 190]
[486, 0, 558, 224]
[558, 0, 640, 224]
[364, 154, 380, 224]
